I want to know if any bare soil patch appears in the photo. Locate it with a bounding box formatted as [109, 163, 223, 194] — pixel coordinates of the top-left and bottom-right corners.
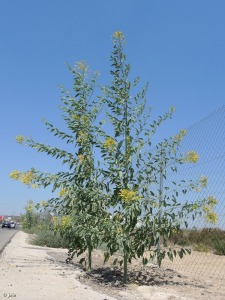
[47, 248, 225, 300]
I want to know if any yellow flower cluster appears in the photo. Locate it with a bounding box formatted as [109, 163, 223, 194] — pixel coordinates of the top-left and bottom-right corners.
[39, 201, 47, 207]
[52, 215, 71, 232]
[200, 176, 208, 188]
[31, 183, 38, 188]
[205, 212, 218, 224]
[58, 188, 68, 198]
[72, 113, 80, 121]
[174, 129, 187, 142]
[203, 205, 218, 224]
[27, 202, 33, 213]
[78, 154, 84, 162]
[15, 135, 25, 144]
[103, 137, 116, 152]
[61, 215, 71, 229]
[185, 151, 199, 163]
[192, 203, 199, 210]
[10, 169, 37, 187]
[207, 196, 217, 206]
[9, 170, 21, 180]
[52, 216, 60, 230]
[113, 31, 125, 40]
[203, 196, 218, 224]
[20, 170, 36, 185]
[119, 189, 141, 202]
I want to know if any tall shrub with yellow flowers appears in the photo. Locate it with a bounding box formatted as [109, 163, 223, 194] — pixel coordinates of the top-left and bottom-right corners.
[9, 32, 217, 283]
[96, 32, 217, 283]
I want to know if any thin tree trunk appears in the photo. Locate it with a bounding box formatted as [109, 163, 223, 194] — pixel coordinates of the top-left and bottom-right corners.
[88, 244, 92, 271]
[123, 251, 128, 283]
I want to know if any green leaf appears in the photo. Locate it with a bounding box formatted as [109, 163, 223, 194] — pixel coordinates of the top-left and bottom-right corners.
[104, 252, 110, 263]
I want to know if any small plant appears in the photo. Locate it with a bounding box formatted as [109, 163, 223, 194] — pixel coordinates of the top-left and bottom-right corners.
[194, 243, 209, 253]
[170, 230, 190, 247]
[30, 229, 69, 248]
[20, 200, 38, 229]
[214, 241, 225, 256]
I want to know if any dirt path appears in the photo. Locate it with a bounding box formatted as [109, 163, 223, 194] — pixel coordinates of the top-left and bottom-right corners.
[0, 231, 116, 300]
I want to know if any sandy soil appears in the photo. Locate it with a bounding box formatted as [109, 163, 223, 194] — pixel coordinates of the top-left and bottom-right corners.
[0, 231, 116, 300]
[49, 247, 225, 300]
[1, 231, 225, 300]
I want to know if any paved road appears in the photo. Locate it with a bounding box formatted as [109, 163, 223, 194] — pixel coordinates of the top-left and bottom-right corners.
[0, 228, 18, 254]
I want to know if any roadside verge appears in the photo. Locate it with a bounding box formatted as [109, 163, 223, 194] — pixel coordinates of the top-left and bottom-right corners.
[0, 231, 116, 300]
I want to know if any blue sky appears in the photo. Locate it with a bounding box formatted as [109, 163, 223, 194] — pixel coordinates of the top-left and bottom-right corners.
[1, 0, 225, 216]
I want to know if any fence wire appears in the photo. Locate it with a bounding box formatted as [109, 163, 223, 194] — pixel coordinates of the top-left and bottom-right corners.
[161, 106, 225, 279]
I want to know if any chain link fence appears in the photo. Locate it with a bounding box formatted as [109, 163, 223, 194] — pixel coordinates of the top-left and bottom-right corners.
[161, 106, 225, 279]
